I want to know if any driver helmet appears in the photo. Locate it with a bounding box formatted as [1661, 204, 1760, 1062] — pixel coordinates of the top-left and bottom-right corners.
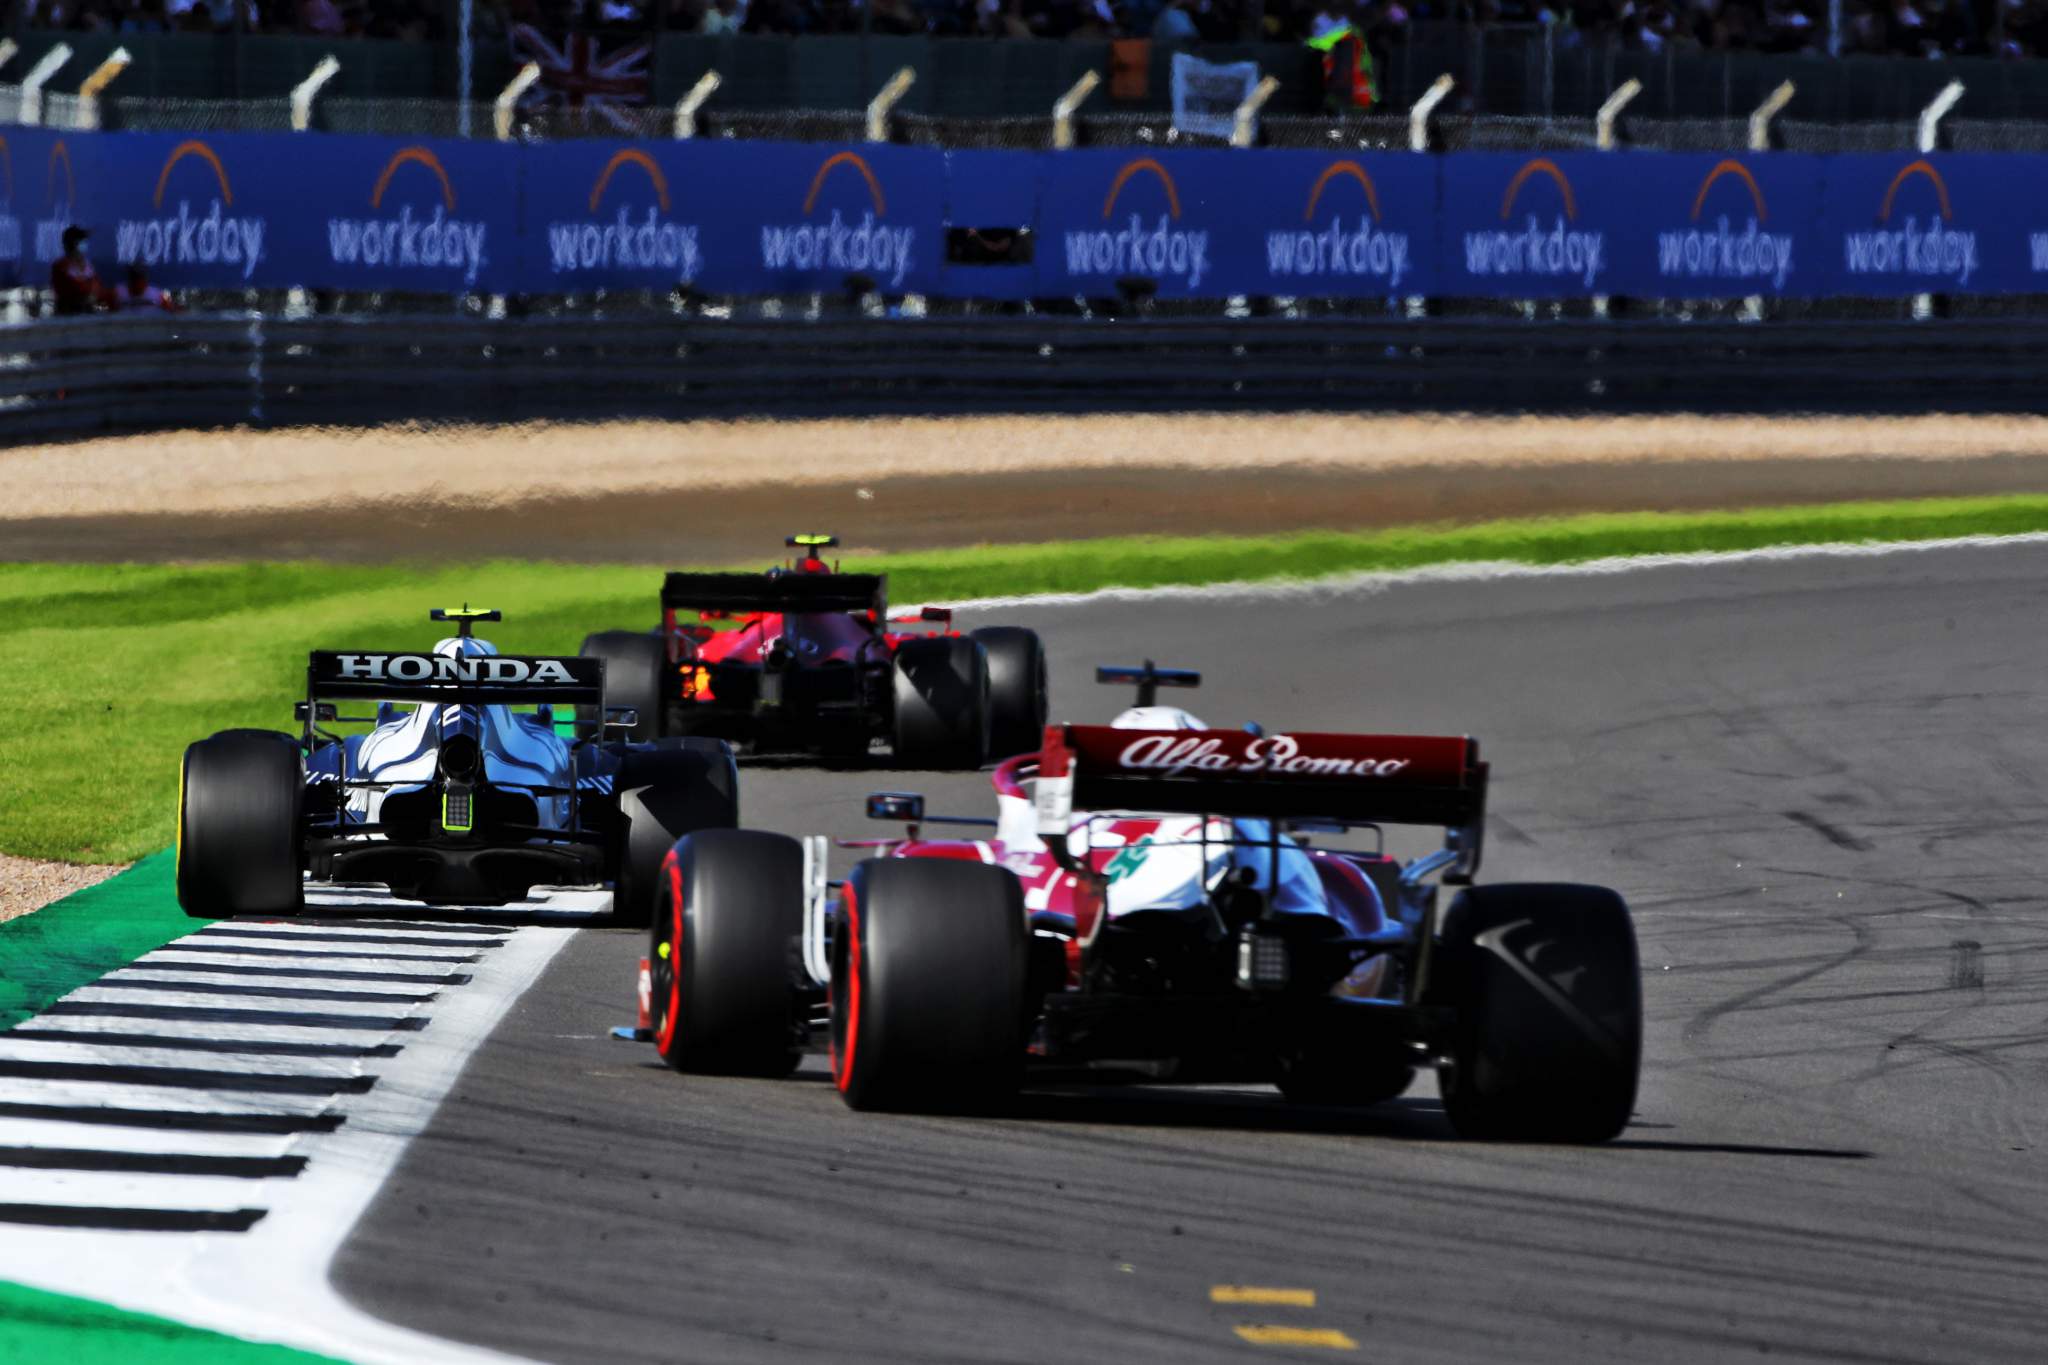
[433, 635, 498, 658]
[1111, 705, 1207, 731]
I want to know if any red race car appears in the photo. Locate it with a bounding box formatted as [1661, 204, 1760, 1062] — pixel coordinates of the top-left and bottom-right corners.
[577, 535, 1047, 768]
[633, 663, 1643, 1143]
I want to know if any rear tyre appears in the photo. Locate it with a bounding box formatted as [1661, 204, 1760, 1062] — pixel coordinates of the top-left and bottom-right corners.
[577, 630, 666, 743]
[890, 636, 990, 770]
[176, 730, 304, 920]
[971, 626, 1048, 761]
[649, 829, 804, 1077]
[832, 858, 1026, 1112]
[1432, 883, 1641, 1143]
[614, 740, 741, 928]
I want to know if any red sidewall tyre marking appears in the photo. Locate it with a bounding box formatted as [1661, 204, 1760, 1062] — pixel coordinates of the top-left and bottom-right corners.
[833, 879, 863, 1092]
[654, 849, 685, 1056]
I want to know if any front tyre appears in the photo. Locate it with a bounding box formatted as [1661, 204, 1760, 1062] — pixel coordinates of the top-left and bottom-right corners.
[971, 626, 1048, 761]
[176, 730, 304, 920]
[577, 630, 667, 743]
[831, 858, 1026, 1112]
[649, 829, 805, 1077]
[1433, 883, 1641, 1143]
[890, 636, 990, 770]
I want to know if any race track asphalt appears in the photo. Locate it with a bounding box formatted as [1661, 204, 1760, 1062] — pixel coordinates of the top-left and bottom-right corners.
[330, 542, 2048, 1364]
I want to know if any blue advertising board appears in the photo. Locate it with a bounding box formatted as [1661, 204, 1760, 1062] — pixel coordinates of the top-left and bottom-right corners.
[16, 126, 2048, 303]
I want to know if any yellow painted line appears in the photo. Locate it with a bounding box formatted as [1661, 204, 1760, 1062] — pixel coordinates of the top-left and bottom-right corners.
[1234, 1325, 1358, 1350]
[1211, 1286, 1316, 1307]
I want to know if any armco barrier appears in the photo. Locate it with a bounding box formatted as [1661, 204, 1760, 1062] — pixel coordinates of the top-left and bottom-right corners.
[8, 126, 2048, 301]
[5, 312, 2046, 444]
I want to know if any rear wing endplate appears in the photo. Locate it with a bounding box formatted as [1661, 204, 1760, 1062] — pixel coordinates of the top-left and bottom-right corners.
[308, 651, 606, 706]
[1034, 724, 1489, 877]
[660, 572, 886, 617]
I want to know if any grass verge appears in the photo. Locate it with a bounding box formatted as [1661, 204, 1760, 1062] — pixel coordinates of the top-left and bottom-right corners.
[6, 493, 2048, 862]
[0, 1280, 342, 1364]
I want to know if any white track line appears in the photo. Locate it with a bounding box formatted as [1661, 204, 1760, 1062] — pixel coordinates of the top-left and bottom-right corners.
[0, 1038, 375, 1077]
[0, 1119, 300, 1158]
[935, 531, 2048, 612]
[0, 891, 577, 1364]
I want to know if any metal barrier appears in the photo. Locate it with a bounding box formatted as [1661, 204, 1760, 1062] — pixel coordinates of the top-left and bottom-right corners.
[5, 312, 2042, 445]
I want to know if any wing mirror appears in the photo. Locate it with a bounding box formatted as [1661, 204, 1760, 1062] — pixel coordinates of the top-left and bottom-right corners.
[866, 791, 925, 823]
[603, 707, 641, 731]
[294, 702, 338, 723]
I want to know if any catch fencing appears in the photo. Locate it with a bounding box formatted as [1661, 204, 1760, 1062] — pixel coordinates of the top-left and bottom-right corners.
[6, 312, 2045, 445]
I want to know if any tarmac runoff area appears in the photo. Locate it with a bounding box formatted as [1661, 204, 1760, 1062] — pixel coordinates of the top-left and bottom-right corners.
[12, 412, 2048, 561]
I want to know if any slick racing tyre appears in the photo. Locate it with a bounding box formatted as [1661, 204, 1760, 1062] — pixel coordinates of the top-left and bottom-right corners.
[831, 858, 1026, 1112]
[614, 739, 741, 929]
[971, 626, 1049, 762]
[890, 636, 990, 770]
[650, 829, 805, 1077]
[577, 630, 666, 743]
[176, 730, 305, 920]
[1432, 883, 1641, 1143]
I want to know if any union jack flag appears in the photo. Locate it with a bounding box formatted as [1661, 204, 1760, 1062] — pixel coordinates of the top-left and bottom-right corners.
[509, 25, 651, 132]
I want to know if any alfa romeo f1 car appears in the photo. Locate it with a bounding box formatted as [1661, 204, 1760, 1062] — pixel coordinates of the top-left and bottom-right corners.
[631, 664, 1642, 1142]
[576, 535, 1048, 769]
[176, 608, 738, 927]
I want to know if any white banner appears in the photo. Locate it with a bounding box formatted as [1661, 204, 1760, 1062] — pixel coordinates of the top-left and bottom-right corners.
[1170, 52, 1260, 141]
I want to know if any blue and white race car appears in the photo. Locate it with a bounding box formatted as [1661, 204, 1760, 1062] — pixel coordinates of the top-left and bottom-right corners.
[176, 608, 737, 926]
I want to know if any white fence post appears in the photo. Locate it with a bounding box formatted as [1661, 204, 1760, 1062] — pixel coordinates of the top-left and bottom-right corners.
[290, 54, 340, 133]
[1052, 70, 1099, 150]
[493, 62, 540, 141]
[674, 70, 719, 139]
[1913, 79, 1965, 320]
[866, 66, 915, 143]
[77, 46, 130, 132]
[1408, 73, 1454, 153]
[1595, 77, 1641, 151]
[20, 44, 72, 128]
[1918, 79, 1964, 154]
[1229, 74, 1279, 149]
[0, 40, 19, 76]
[1404, 75, 1453, 317]
[1747, 79, 1794, 152]
[1590, 78, 1640, 319]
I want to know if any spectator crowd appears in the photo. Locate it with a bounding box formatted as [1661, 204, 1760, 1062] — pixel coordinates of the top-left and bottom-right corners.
[23, 0, 2046, 63]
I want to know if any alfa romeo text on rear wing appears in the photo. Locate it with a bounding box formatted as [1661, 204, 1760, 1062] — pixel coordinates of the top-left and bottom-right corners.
[308, 651, 607, 707]
[1035, 724, 1489, 881]
[659, 572, 887, 619]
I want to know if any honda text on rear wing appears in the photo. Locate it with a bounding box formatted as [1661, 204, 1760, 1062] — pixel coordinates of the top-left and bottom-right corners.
[307, 650, 607, 707]
[1034, 724, 1488, 882]
[659, 571, 887, 619]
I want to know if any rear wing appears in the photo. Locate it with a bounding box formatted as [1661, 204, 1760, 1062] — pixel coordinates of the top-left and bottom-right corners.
[1035, 724, 1489, 878]
[660, 571, 886, 617]
[308, 651, 607, 707]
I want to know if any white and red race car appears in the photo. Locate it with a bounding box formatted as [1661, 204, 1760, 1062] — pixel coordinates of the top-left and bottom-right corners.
[629, 664, 1641, 1142]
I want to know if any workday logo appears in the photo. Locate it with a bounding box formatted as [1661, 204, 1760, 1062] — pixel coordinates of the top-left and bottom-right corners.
[548, 149, 701, 282]
[1657, 159, 1794, 290]
[1462, 158, 1605, 288]
[31, 139, 71, 265]
[327, 146, 489, 286]
[114, 140, 266, 280]
[0, 138, 22, 272]
[759, 151, 913, 288]
[1061, 158, 1211, 290]
[1842, 159, 1976, 287]
[1264, 160, 1411, 290]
